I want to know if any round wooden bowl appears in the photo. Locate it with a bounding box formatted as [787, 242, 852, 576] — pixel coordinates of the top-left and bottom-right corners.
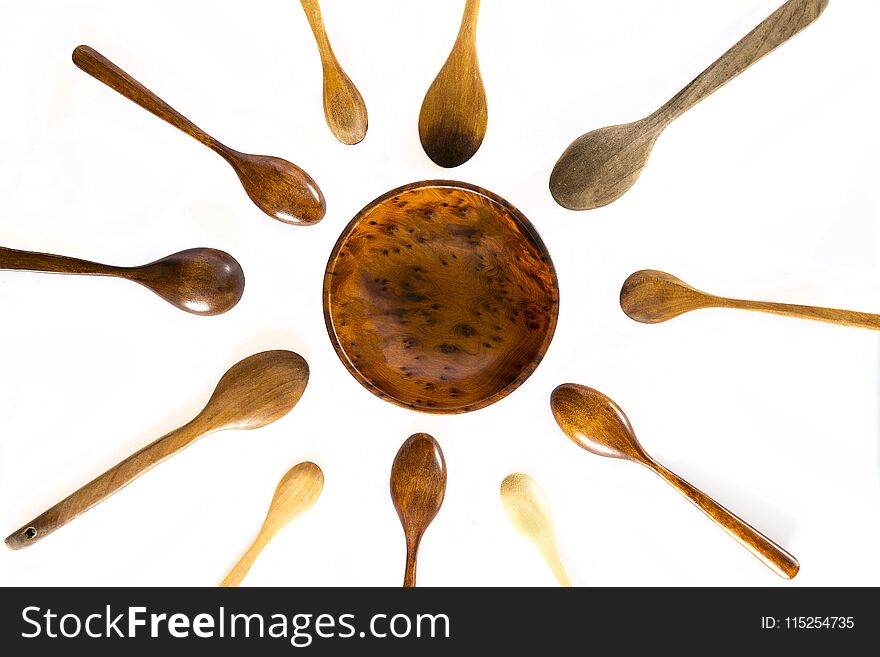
[323, 181, 559, 414]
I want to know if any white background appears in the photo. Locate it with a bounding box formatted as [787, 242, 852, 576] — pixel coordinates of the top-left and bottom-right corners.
[0, 0, 878, 587]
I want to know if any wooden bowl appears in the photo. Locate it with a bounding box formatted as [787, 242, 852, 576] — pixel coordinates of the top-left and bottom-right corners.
[323, 181, 559, 413]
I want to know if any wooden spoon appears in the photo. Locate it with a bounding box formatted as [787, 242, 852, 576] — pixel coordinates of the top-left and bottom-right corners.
[72, 45, 326, 225]
[418, 0, 487, 168]
[220, 461, 323, 587]
[299, 0, 368, 145]
[621, 269, 880, 329]
[0, 245, 244, 316]
[4, 350, 309, 550]
[550, 384, 799, 579]
[390, 433, 447, 587]
[549, 0, 829, 210]
[500, 473, 572, 587]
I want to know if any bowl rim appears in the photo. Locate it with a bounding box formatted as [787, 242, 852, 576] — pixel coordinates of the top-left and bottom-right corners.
[322, 179, 560, 414]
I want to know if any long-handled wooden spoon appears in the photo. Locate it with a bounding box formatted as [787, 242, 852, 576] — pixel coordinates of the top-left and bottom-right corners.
[299, 0, 368, 145]
[220, 461, 323, 587]
[4, 350, 309, 549]
[418, 0, 487, 168]
[72, 45, 326, 225]
[621, 269, 880, 329]
[550, 384, 799, 579]
[550, 0, 829, 210]
[390, 433, 447, 587]
[0, 245, 244, 316]
[500, 473, 572, 587]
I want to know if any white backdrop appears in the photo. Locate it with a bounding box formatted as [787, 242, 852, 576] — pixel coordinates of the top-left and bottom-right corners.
[1, 0, 878, 587]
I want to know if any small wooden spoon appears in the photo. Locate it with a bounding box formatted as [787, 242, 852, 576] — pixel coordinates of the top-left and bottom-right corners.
[0, 245, 244, 316]
[500, 473, 572, 587]
[5, 350, 309, 550]
[549, 0, 829, 210]
[299, 0, 368, 145]
[220, 461, 323, 587]
[550, 384, 799, 579]
[621, 269, 880, 329]
[418, 0, 487, 168]
[390, 433, 447, 587]
[72, 45, 325, 225]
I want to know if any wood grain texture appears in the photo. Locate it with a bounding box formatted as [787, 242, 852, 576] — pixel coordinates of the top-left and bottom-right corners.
[0, 245, 244, 316]
[501, 473, 572, 587]
[323, 181, 558, 414]
[221, 461, 323, 587]
[621, 269, 880, 329]
[550, 0, 829, 210]
[390, 433, 447, 587]
[550, 384, 799, 579]
[300, 0, 368, 145]
[4, 351, 309, 550]
[72, 45, 326, 225]
[418, 0, 487, 168]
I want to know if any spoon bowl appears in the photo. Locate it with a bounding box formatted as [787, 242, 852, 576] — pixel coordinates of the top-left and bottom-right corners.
[550, 383, 799, 579]
[500, 473, 572, 586]
[5, 350, 309, 549]
[549, 120, 656, 211]
[619, 269, 710, 324]
[390, 433, 447, 587]
[221, 461, 324, 587]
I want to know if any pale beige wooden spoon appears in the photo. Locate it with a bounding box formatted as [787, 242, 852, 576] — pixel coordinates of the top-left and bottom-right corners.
[501, 473, 572, 587]
[221, 461, 324, 587]
[621, 269, 880, 329]
[550, 0, 829, 210]
[300, 0, 368, 145]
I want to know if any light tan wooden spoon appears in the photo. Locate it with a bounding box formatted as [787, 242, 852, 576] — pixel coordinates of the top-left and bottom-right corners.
[501, 473, 572, 586]
[550, 383, 799, 579]
[299, 0, 368, 144]
[621, 269, 880, 329]
[220, 461, 324, 587]
[5, 350, 309, 549]
[550, 0, 829, 210]
[418, 0, 487, 168]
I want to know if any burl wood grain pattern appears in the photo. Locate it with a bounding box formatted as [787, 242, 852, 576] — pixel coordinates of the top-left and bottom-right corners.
[550, 384, 799, 579]
[221, 461, 324, 587]
[418, 0, 487, 168]
[4, 351, 309, 550]
[390, 433, 447, 588]
[500, 473, 572, 587]
[621, 270, 880, 329]
[72, 45, 325, 225]
[0, 245, 244, 316]
[300, 0, 368, 145]
[323, 181, 558, 414]
[549, 0, 829, 210]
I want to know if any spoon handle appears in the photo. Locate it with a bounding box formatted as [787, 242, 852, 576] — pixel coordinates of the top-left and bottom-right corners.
[457, 0, 481, 42]
[0, 245, 118, 276]
[716, 297, 880, 330]
[652, 0, 828, 126]
[403, 543, 418, 587]
[72, 45, 219, 150]
[541, 545, 573, 587]
[221, 533, 269, 587]
[4, 420, 205, 550]
[647, 460, 799, 579]
[300, 0, 333, 56]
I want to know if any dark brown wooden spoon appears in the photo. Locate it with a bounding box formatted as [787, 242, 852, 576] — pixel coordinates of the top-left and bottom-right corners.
[5, 350, 309, 550]
[0, 245, 244, 316]
[549, 0, 829, 210]
[418, 0, 487, 167]
[390, 433, 447, 587]
[72, 45, 325, 225]
[621, 269, 880, 329]
[550, 383, 799, 579]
